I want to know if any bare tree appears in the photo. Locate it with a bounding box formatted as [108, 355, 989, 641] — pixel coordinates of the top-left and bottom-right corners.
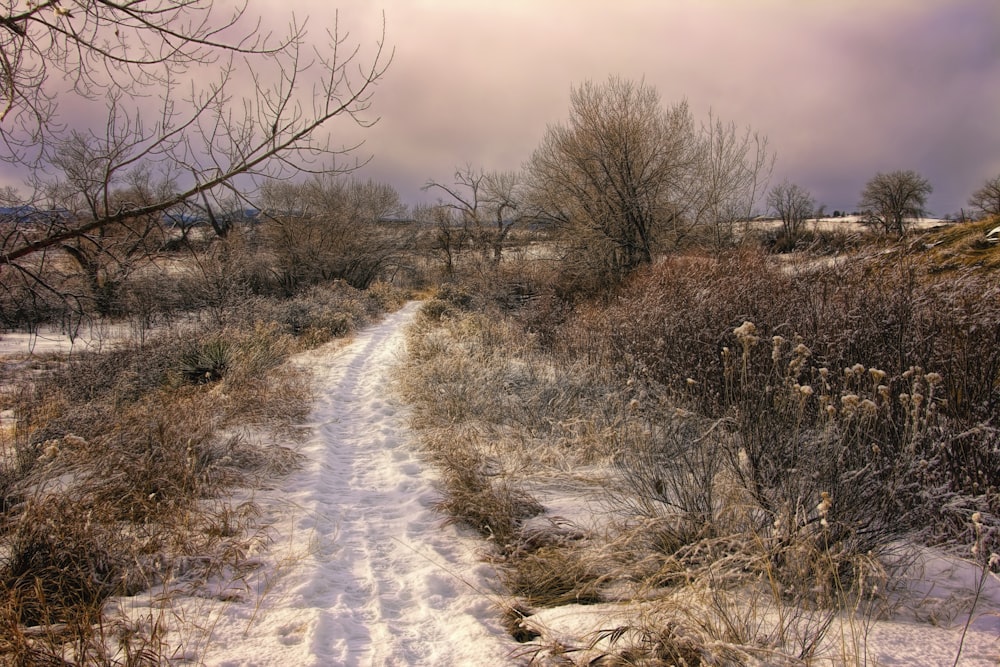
[527, 77, 700, 278]
[423, 165, 525, 264]
[49, 159, 174, 316]
[525, 77, 772, 279]
[412, 203, 467, 277]
[968, 174, 1000, 218]
[0, 185, 19, 205]
[858, 170, 932, 236]
[767, 181, 815, 240]
[0, 125, 179, 317]
[689, 112, 773, 248]
[481, 170, 525, 262]
[261, 175, 408, 292]
[1, 1, 391, 312]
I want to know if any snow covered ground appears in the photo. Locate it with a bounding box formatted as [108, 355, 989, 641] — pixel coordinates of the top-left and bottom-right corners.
[0, 323, 130, 357]
[751, 215, 951, 235]
[97, 301, 999, 666]
[113, 302, 514, 665]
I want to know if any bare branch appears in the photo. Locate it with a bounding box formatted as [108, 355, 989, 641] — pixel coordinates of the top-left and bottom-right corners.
[0, 7, 391, 267]
[968, 174, 1000, 218]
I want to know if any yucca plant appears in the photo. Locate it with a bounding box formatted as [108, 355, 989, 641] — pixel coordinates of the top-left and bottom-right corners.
[178, 339, 232, 384]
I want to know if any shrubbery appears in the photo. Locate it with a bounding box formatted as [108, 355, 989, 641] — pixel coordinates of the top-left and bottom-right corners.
[401, 238, 999, 662]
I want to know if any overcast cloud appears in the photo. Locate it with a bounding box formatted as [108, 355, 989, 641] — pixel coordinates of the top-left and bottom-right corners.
[305, 0, 999, 216]
[4, 1, 998, 216]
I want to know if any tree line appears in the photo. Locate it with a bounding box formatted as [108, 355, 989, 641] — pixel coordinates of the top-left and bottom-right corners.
[424, 77, 1000, 284]
[2, 4, 1000, 326]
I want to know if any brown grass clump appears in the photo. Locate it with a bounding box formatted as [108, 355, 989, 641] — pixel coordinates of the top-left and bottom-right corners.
[915, 216, 1000, 274]
[500, 544, 607, 608]
[1, 494, 130, 627]
[432, 443, 544, 548]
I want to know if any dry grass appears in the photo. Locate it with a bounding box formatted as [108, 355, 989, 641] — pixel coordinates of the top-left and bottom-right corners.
[399, 236, 999, 664]
[915, 216, 1000, 274]
[0, 279, 407, 663]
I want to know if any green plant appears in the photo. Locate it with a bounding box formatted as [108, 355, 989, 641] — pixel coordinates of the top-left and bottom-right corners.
[179, 339, 232, 384]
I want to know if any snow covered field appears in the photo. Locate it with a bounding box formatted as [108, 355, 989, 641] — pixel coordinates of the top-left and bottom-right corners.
[750, 215, 951, 235]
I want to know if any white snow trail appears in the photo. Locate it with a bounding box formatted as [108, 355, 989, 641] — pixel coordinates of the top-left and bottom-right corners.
[136, 302, 513, 666]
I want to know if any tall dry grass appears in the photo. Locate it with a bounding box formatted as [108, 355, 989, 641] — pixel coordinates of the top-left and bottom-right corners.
[580, 248, 999, 547]
[399, 242, 998, 663]
[0, 279, 407, 663]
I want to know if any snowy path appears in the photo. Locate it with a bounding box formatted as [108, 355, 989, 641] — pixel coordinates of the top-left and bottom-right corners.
[136, 302, 513, 666]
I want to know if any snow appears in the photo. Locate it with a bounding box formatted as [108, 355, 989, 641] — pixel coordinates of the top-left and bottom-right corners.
[749, 215, 952, 235]
[0, 325, 124, 357]
[113, 302, 514, 665]
[512, 542, 1000, 665]
[103, 301, 1000, 665]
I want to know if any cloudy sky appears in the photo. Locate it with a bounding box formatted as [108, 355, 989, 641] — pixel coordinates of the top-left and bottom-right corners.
[290, 0, 1000, 217]
[3, 1, 997, 217]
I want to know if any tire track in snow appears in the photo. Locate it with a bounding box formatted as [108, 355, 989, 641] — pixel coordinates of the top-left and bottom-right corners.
[201, 302, 512, 666]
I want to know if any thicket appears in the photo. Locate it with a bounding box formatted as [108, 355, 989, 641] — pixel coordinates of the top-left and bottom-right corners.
[0, 217, 420, 335]
[544, 245, 1000, 558]
[401, 232, 999, 663]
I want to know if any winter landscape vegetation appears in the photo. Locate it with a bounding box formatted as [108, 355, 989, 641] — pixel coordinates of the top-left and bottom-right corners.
[1, 1, 1000, 665]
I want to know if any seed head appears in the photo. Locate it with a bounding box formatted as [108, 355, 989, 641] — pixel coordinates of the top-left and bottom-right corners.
[733, 321, 759, 346]
[771, 336, 785, 361]
[817, 491, 831, 519]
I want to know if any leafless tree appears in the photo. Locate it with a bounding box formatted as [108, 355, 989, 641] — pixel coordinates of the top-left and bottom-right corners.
[412, 203, 466, 278]
[526, 77, 771, 279]
[858, 170, 932, 236]
[527, 78, 698, 277]
[0, 125, 178, 317]
[0, 184, 19, 205]
[767, 180, 815, 240]
[423, 165, 525, 263]
[0, 0, 391, 318]
[260, 175, 408, 292]
[968, 174, 1000, 218]
[688, 112, 773, 247]
[481, 170, 525, 262]
[50, 161, 175, 316]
